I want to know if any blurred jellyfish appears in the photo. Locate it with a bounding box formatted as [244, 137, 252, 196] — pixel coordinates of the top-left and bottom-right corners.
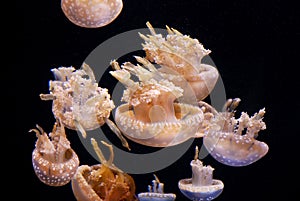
[61, 0, 123, 28]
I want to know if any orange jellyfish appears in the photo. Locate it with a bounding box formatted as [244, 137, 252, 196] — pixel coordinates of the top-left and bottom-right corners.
[61, 0, 123, 28]
[40, 63, 130, 150]
[139, 22, 219, 101]
[72, 138, 137, 201]
[110, 57, 204, 147]
[202, 98, 269, 166]
[29, 120, 79, 186]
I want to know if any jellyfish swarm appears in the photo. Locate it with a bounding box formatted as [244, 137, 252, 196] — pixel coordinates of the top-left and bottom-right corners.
[39, 63, 130, 150]
[110, 56, 204, 147]
[135, 22, 269, 166]
[29, 120, 79, 186]
[139, 22, 219, 101]
[178, 146, 224, 201]
[71, 139, 137, 201]
[202, 98, 269, 166]
[61, 0, 123, 28]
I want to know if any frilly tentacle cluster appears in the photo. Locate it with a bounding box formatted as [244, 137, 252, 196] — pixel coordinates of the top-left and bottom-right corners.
[110, 56, 186, 124]
[110, 56, 183, 108]
[40, 63, 115, 138]
[140, 22, 211, 78]
[139, 22, 219, 101]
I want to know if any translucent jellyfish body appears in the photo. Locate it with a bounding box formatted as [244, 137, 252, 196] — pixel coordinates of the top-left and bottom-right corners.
[178, 146, 224, 201]
[30, 120, 79, 186]
[139, 22, 219, 101]
[61, 0, 123, 28]
[40, 63, 129, 149]
[203, 98, 269, 166]
[138, 175, 176, 201]
[110, 57, 204, 147]
[71, 139, 137, 201]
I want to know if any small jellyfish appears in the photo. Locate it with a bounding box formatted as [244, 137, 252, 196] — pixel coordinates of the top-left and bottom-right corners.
[61, 0, 123, 28]
[40, 63, 130, 150]
[138, 174, 176, 201]
[29, 120, 79, 186]
[178, 146, 224, 201]
[110, 57, 204, 147]
[71, 138, 137, 201]
[139, 22, 219, 101]
[203, 98, 269, 166]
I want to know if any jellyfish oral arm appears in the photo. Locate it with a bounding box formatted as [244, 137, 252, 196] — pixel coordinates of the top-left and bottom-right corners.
[104, 118, 131, 151]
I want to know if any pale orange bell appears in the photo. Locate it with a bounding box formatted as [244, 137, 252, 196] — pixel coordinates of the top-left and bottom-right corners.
[202, 98, 269, 166]
[30, 120, 79, 186]
[61, 0, 123, 28]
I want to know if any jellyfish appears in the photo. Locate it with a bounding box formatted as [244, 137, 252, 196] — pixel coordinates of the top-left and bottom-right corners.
[61, 0, 123, 28]
[110, 56, 204, 147]
[139, 22, 219, 101]
[178, 146, 224, 201]
[29, 119, 79, 186]
[71, 138, 137, 201]
[138, 174, 176, 201]
[202, 98, 269, 166]
[40, 63, 130, 150]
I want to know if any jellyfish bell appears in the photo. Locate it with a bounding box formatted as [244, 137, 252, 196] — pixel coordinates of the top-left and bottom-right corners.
[110, 57, 204, 147]
[139, 22, 219, 101]
[202, 98, 269, 166]
[29, 120, 79, 187]
[204, 131, 269, 167]
[114, 102, 203, 147]
[61, 0, 123, 28]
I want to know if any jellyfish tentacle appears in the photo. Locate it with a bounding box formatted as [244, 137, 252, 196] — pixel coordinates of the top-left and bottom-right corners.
[104, 118, 131, 151]
[40, 93, 55, 100]
[74, 119, 87, 138]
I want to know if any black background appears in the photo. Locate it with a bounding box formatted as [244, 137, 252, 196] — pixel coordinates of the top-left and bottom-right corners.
[16, 0, 298, 200]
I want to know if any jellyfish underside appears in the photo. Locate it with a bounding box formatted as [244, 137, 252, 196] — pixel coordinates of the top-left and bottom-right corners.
[71, 139, 137, 201]
[115, 103, 202, 147]
[61, 0, 123, 28]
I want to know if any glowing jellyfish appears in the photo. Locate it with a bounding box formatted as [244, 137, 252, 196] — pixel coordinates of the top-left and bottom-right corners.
[40, 63, 130, 150]
[110, 57, 204, 147]
[61, 0, 123, 28]
[71, 138, 137, 201]
[178, 146, 224, 201]
[203, 98, 269, 166]
[29, 120, 79, 186]
[139, 22, 219, 101]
